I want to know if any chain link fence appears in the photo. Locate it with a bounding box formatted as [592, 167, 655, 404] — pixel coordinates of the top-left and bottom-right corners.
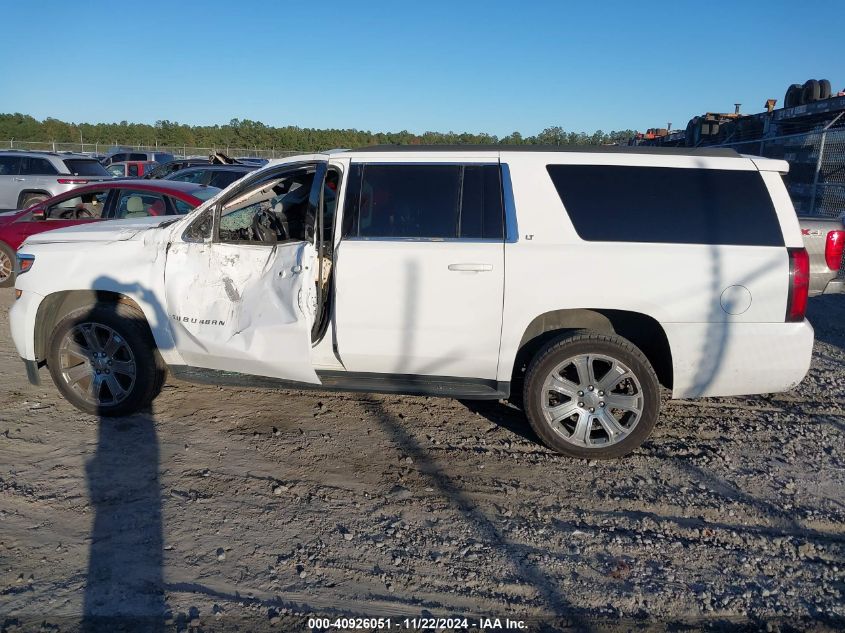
[713, 113, 845, 219]
[1, 140, 301, 160]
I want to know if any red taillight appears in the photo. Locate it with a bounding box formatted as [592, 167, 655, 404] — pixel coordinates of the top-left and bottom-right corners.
[786, 247, 809, 322]
[57, 178, 88, 184]
[825, 230, 845, 270]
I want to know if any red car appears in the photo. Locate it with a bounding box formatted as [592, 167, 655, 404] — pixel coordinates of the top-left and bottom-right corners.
[0, 180, 219, 287]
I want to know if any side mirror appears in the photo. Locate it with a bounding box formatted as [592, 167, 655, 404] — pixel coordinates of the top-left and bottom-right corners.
[31, 206, 46, 221]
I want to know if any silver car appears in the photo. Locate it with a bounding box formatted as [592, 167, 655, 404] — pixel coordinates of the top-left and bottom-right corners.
[0, 151, 112, 210]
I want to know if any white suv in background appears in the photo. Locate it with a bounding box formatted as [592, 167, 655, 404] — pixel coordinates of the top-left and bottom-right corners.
[0, 151, 112, 210]
[9, 146, 814, 458]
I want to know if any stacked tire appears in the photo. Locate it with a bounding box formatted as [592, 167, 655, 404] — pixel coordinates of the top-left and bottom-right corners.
[785, 79, 833, 108]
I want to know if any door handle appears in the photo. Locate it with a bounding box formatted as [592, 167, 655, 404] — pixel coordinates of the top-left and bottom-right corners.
[13, 177, 24, 182]
[448, 263, 493, 272]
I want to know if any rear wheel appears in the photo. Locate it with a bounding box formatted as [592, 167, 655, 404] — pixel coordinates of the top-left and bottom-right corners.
[18, 193, 48, 209]
[523, 331, 660, 459]
[47, 303, 162, 416]
[0, 242, 15, 288]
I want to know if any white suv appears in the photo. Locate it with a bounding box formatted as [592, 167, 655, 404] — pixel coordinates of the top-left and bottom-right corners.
[8, 146, 814, 458]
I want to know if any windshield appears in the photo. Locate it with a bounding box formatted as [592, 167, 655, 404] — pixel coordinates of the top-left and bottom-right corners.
[190, 186, 221, 201]
[63, 159, 111, 177]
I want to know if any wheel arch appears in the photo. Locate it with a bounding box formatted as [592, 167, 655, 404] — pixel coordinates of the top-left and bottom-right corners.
[512, 308, 673, 390]
[33, 290, 150, 363]
[16, 189, 52, 208]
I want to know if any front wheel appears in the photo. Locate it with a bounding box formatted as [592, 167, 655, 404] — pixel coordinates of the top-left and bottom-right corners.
[0, 242, 15, 288]
[523, 331, 660, 459]
[47, 303, 163, 416]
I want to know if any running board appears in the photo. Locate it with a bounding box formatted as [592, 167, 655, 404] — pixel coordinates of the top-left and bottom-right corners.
[169, 366, 510, 400]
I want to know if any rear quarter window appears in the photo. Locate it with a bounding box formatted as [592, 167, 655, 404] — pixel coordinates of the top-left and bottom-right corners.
[546, 164, 784, 247]
[63, 159, 111, 177]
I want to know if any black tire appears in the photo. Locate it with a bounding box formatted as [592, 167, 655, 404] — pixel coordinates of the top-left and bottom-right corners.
[18, 192, 48, 209]
[0, 241, 15, 288]
[47, 303, 163, 416]
[784, 83, 803, 108]
[523, 331, 660, 459]
[802, 79, 820, 105]
[819, 79, 832, 100]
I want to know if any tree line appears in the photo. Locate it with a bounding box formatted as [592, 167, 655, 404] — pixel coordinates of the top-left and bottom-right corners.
[0, 113, 636, 151]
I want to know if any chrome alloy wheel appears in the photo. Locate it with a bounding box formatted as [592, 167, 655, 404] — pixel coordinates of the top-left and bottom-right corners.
[57, 322, 137, 407]
[540, 353, 644, 448]
[0, 250, 11, 284]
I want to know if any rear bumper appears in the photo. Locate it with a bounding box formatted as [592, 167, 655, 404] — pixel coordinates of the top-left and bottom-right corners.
[665, 319, 814, 399]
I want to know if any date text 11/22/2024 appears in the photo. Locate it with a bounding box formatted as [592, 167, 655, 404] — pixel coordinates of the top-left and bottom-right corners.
[307, 617, 527, 630]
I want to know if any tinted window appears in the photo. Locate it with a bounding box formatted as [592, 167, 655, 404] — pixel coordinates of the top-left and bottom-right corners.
[129, 153, 148, 161]
[546, 165, 784, 247]
[208, 170, 246, 188]
[458, 165, 503, 239]
[21, 157, 58, 175]
[63, 159, 111, 177]
[0, 156, 21, 175]
[343, 164, 503, 240]
[128, 164, 139, 177]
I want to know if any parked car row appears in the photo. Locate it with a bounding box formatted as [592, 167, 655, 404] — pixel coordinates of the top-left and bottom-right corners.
[0, 179, 219, 286]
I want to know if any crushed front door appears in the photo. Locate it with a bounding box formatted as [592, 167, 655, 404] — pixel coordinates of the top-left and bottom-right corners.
[163, 238, 319, 384]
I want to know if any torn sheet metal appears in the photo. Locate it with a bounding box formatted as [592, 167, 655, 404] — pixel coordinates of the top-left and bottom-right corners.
[164, 240, 319, 384]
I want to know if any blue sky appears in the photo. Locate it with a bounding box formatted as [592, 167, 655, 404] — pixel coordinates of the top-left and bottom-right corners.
[0, 0, 841, 137]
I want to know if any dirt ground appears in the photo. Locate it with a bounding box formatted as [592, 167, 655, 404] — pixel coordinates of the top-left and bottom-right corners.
[0, 286, 843, 632]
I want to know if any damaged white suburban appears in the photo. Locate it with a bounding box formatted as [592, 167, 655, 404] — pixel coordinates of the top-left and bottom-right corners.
[9, 147, 815, 458]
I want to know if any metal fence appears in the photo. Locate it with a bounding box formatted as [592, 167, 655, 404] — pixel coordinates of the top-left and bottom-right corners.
[712, 113, 845, 218]
[1, 139, 301, 160]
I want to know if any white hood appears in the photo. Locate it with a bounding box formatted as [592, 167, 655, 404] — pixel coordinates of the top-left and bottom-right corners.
[22, 216, 174, 245]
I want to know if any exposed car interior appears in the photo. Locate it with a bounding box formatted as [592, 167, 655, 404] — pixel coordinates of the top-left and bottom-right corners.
[218, 167, 317, 243]
[49, 191, 109, 219]
[115, 192, 169, 218]
[215, 164, 341, 341]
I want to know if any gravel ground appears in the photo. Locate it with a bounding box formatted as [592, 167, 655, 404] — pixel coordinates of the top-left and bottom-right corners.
[0, 287, 843, 632]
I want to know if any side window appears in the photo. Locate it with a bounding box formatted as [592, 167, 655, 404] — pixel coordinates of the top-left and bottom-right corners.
[170, 169, 205, 184]
[208, 171, 243, 189]
[47, 190, 109, 219]
[0, 156, 20, 175]
[359, 164, 459, 238]
[546, 165, 785, 246]
[342, 163, 503, 240]
[183, 207, 213, 242]
[21, 157, 58, 175]
[107, 164, 124, 177]
[128, 164, 139, 177]
[114, 190, 168, 219]
[218, 166, 316, 244]
[129, 153, 147, 162]
[458, 164, 503, 239]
